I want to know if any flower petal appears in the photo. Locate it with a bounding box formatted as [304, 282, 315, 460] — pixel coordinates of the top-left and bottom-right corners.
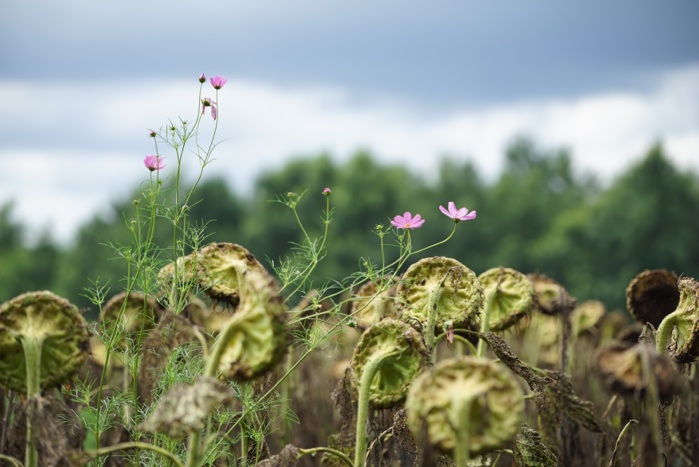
[447, 201, 457, 215]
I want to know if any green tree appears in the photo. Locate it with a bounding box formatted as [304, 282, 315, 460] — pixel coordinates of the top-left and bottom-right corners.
[480, 136, 598, 274]
[0, 202, 60, 302]
[535, 142, 699, 310]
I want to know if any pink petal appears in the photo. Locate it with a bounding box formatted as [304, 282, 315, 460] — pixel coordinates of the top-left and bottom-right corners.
[456, 207, 469, 218]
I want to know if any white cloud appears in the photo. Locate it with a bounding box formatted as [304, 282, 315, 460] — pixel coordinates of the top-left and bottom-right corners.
[1, 64, 698, 245]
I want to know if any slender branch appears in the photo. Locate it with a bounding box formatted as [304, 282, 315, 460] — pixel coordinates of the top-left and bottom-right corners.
[84, 441, 184, 467]
[299, 447, 354, 467]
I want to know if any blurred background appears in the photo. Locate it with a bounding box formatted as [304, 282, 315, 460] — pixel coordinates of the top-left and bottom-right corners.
[1, 0, 698, 315]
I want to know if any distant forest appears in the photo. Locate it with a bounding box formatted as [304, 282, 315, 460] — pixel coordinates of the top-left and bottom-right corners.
[2, 136, 698, 319]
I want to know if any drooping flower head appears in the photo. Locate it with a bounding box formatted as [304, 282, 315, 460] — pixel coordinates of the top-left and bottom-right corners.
[210, 75, 227, 90]
[144, 155, 165, 172]
[201, 97, 218, 120]
[391, 212, 425, 230]
[198, 73, 206, 83]
[439, 201, 477, 222]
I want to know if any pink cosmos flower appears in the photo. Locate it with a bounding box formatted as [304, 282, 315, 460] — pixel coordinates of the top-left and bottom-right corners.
[210, 75, 227, 89]
[201, 97, 218, 120]
[322, 187, 332, 196]
[198, 73, 206, 83]
[144, 155, 165, 172]
[391, 212, 425, 230]
[439, 201, 477, 222]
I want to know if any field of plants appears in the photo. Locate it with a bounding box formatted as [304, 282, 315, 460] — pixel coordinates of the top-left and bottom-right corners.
[1, 75, 698, 467]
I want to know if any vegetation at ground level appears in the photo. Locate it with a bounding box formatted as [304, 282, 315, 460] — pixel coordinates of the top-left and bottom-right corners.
[1, 137, 697, 319]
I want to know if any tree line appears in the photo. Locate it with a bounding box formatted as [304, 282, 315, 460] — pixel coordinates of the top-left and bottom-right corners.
[1, 136, 697, 319]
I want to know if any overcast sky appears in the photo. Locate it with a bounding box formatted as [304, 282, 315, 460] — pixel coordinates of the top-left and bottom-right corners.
[1, 0, 698, 244]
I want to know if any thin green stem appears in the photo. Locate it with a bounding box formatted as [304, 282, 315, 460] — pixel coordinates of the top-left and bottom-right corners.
[354, 350, 401, 467]
[410, 223, 457, 257]
[454, 398, 474, 467]
[0, 454, 24, 467]
[425, 281, 444, 353]
[86, 441, 184, 467]
[185, 431, 201, 467]
[20, 336, 43, 467]
[435, 332, 478, 355]
[476, 287, 498, 357]
[655, 309, 682, 354]
[299, 447, 353, 467]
